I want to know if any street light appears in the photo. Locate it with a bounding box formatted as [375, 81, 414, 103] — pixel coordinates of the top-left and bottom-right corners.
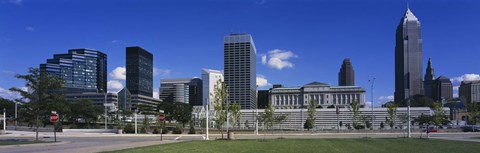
[369, 77, 376, 130]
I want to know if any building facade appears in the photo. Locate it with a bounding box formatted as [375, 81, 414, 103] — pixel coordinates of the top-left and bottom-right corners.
[424, 58, 435, 98]
[65, 92, 118, 111]
[270, 82, 366, 109]
[224, 34, 257, 109]
[201, 69, 223, 109]
[40, 48, 107, 93]
[431, 76, 453, 102]
[394, 8, 423, 103]
[159, 78, 203, 106]
[459, 80, 480, 104]
[126, 46, 153, 97]
[338, 58, 355, 86]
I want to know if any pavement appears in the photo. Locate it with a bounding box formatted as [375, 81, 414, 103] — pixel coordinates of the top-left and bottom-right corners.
[1, 130, 479, 153]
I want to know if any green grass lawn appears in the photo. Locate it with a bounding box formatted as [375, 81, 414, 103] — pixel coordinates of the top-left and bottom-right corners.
[106, 138, 480, 153]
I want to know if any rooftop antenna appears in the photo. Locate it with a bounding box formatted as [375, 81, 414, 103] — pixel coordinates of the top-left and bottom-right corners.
[406, 0, 410, 10]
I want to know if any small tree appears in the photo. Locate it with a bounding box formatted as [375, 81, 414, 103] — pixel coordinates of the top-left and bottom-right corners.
[432, 102, 448, 126]
[212, 80, 228, 139]
[467, 103, 480, 125]
[386, 102, 398, 130]
[304, 99, 317, 131]
[349, 100, 361, 129]
[229, 101, 242, 130]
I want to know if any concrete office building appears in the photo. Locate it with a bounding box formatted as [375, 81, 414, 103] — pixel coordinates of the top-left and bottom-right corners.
[40, 48, 107, 93]
[394, 8, 423, 103]
[338, 58, 355, 86]
[201, 69, 223, 109]
[424, 58, 435, 98]
[459, 80, 480, 104]
[431, 76, 453, 102]
[224, 34, 257, 109]
[159, 78, 203, 106]
[270, 82, 366, 109]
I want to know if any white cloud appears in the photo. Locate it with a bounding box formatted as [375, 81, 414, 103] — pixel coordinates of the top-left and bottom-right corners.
[153, 89, 159, 99]
[364, 101, 372, 108]
[107, 80, 123, 92]
[256, 74, 271, 87]
[0, 87, 26, 100]
[451, 74, 480, 84]
[261, 54, 267, 64]
[154, 68, 171, 77]
[378, 95, 394, 101]
[453, 86, 459, 91]
[261, 49, 298, 70]
[109, 67, 126, 80]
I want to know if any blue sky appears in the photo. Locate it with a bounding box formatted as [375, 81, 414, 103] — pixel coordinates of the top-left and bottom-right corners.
[1, 0, 479, 107]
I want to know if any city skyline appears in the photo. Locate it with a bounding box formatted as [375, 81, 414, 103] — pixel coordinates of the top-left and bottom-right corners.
[1, 1, 480, 107]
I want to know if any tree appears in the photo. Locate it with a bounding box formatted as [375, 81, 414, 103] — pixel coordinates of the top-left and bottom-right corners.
[386, 102, 398, 130]
[304, 99, 317, 131]
[260, 102, 275, 131]
[211, 80, 228, 139]
[466, 103, 480, 125]
[70, 99, 102, 128]
[361, 115, 372, 129]
[229, 102, 241, 129]
[349, 100, 361, 129]
[0, 98, 16, 117]
[9, 68, 65, 141]
[432, 102, 448, 126]
[171, 102, 192, 127]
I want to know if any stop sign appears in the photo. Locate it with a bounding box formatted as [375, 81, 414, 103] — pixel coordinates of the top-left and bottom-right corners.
[158, 114, 165, 122]
[50, 113, 59, 122]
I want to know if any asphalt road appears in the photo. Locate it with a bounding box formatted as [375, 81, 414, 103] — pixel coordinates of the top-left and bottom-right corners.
[0, 131, 479, 153]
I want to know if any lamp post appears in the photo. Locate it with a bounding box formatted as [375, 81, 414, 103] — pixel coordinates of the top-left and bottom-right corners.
[205, 103, 209, 140]
[407, 98, 411, 138]
[369, 77, 376, 130]
[104, 92, 108, 129]
[15, 101, 18, 130]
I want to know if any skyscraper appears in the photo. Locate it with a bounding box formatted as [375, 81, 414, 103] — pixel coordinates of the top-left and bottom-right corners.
[202, 69, 223, 109]
[40, 48, 107, 93]
[224, 34, 257, 109]
[423, 58, 435, 98]
[125, 46, 160, 111]
[126, 46, 153, 97]
[394, 8, 423, 103]
[431, 76, 453, 102]
[338, 58, 355, 86]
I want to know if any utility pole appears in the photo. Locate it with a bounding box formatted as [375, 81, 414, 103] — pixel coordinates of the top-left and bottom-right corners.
[104, 92, 108, 129]
[134, 110, 138, 134]
[407, 98, 411, 138]
[15, 101, 18, 130]
[205, 102, 209, 140]
[369, 78, 376, 130]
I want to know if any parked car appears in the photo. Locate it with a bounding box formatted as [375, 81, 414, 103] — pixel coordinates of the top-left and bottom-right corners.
[424, 127, 440, 132]
[461, 126, 480, 132]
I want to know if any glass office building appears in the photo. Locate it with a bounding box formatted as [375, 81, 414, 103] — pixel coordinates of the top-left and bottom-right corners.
[126, 46, 153, 97]
[40, 48, 107, 93]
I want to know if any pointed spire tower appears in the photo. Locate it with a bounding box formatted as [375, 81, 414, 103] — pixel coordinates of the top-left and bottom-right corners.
[424, 58, 435, 98]
[394, 6, 423, 103]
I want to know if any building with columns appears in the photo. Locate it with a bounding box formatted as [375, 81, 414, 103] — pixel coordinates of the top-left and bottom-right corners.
[270, 82, 365, 109]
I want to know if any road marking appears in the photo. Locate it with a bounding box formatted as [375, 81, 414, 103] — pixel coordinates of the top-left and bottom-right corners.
[174, 136, 182, 141]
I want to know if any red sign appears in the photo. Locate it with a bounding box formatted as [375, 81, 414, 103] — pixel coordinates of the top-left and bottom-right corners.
[50, 113, 59, 122]
[158, 114, 165, 122]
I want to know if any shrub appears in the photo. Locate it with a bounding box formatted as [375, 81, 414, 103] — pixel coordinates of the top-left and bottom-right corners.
[173, 124, 183, 134]
[124, 124, 135, 133]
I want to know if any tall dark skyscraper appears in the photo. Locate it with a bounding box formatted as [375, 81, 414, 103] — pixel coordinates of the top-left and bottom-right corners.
[224, 34, 257, 109]
[40, 48, 107, 93]
[431, 76, 453, 102]
[126, 46, 153, 97]
[338, 58, 355, 86]
[423, 58, 435, 98]
[394, 8, 423, 103]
